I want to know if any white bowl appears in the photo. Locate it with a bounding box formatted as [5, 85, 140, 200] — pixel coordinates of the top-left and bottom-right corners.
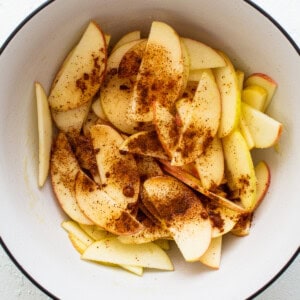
[0, 0, 299, 299]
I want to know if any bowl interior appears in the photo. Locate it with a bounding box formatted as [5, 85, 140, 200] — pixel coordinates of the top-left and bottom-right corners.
[0, 0, 299, 299]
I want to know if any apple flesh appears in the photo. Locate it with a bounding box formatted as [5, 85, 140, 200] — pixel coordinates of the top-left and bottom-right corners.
[181, 38, 226, 70]
[111, 30, 141, 53]
[49, 21, 107, 111]
[213, 52, 241, 138]
[239, 113, 255, 150]
[50, 133, 93, 224]
[242, 85, 267, 111]
[241, 102, 283, 148]
[236, 70, 245, 92]
[135, 155, 164, 181]
[142, 176, 212, 262]
[82, 237, 174, 270]
[35, 82, 52, 187]
[244, 73, 277, 111]
[199, 236, 222, 269]
[128, 21, 184, 122]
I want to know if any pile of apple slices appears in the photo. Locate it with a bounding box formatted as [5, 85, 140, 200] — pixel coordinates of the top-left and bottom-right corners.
[36, 20, 282, 274]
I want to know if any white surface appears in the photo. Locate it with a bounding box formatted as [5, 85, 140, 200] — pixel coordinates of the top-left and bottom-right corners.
[0, 0, 299, 299]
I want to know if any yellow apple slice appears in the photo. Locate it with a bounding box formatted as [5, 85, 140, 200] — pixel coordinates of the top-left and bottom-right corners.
[51, 100, 91, 136]
[49, 21, 107, 111]
[242, 85, 267, 111]
[188, 69, 204, 81]
[35, 82, 52, 187]
[171, 69, 221, 166]
[119, 131, 168, 160]
[239, 113, 255, 150]
[195, 135, 224, 190]
[142, 176, 212, 262]
[68, 233, 89, 254]
[50, 133, 93, 224]
[222, 130, 257, 211]
[181, 38, 226, 70]
[128, 21, 184, 122]
[100, 40, 147, 134]
[154, 239, 170, 251]
[241, 102, 283, 148]
[213, 52, 241, 138]
[75, 170, 142, 235]
[244, 73, 277, 111]
[79, 224, 114, 240]
[112, 30, 141, 53]
[90, 124, 140, 208]
[159, 160, 246, 213]
[231, 213, 252, 237]
[82, 237, 173, 270]
[236, 70, 245, 91]
[199, 236, 222, 269]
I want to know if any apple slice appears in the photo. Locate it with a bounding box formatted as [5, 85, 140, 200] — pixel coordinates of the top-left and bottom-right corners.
[49, 21, 107, 111]
[222, 130, 257, 211]
[82, 237, 174, 270]
[213, 52, 241, 138]
[181, 38, 226, 70]
[236, 70, 245, 92]
[90, 124, 140, 208]
[135, 155, 164, 181]
[128, 21, 184, 122]
[68, 233, 89, 254]
[239, 113, 255, 150]
[154, 240, 170, 251]
[82, 110, 101, 137]
[91, 98, 109, 121]
[51, 100, 91, 136]
[188, 69, 204, 81]
[142, 176, 212, 262]
[171, 69, 221, 166]
[119, 131, 168, 160]
[50, 133, 93, 224]
[199, 236, 222, 269]
[35, 82, 52, 187]
[79, 223, 113, 240]
[241, 102, 283, 148]
[112, 30, 141, 53]
[242, 85, 267, 111]
[244, 73, 277, 111]
[195, 136, 224, 190]
[75, 170, 142, 235]
[231, 213, 252, 237]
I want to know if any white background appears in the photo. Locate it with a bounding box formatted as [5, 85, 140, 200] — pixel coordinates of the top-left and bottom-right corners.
[0, 0, 299, 299]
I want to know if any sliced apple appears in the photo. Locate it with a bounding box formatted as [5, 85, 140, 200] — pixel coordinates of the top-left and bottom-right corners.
[119, 131, 168, 160]
[242, 85, 267, 111]
[79, 223, 114, 240]
[49, 21, 107, 111]
[180, 39, 190, 95]
[241, 102, 283, 148]
[231, 213, 252, 236]
[160, 160, 246, 213]
[195, 135, 224, 190]
[142, 176, 212, 262]
[154, 239, 170, 251]
[213, 52, 241, 138]
[128, 21, 184, 122]
[171, 69, 221, 166]
[35, 82, 52, 187]
[181, 37, 226, 70]
[75, 170, 142, 235]
[89, 124, 140, 208]
[222, 130, 256, 211]
[68, 233, 89, 254]
[199, 236, 222, 269]
[82, 110, 100, 137]
[52, 100, 91, 136]
[100, 40, 147, 134]
[239, 113, 255, 150]
[82, 237, 173, 270]
[244, 73, 277, 111]
[91, 98, 109, 121]
[135, 155, 164, 181]
[112, 30, 141, 53]
[236, 70, 245, 92]
[188, 69, 204, 81]
[50, 133, 93, 224]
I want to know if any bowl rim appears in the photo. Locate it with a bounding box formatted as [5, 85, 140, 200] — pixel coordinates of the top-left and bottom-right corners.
[0, 0, 299, 299]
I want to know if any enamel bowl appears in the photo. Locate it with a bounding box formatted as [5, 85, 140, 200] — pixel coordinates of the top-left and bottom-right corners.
[0, 0, 299, 299]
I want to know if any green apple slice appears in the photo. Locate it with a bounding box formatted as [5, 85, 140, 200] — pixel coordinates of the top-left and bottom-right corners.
[213, 52, 241, 138]
[128, 21, 184, 122]
[112, 30, 141, 53]
[142, 176, 212, 262]
[119, 131, 168, 160]
[241, 102, 283, 148]
[82, 237, 173, 270]
[50, 133, 93, 224]
[90, 125, 140, 208]
[181, 37, 226, 70]
[49, 21, 107, 111]
[35, 82, 52, 187]
[199, 236, 222, 269]
[244, 73, 277, 111]
[75, 170, 142, 235]
[195, 135, 224, 190]
[242, 85, 267, 111]
[222, 130, 256, 211]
